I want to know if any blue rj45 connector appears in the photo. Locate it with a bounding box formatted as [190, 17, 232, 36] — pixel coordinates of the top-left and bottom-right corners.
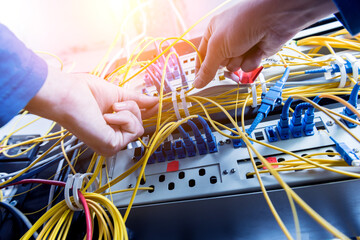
[178, 125, 197, 157]
[174, 140, 186, 159]
[187, 120, 208, 155]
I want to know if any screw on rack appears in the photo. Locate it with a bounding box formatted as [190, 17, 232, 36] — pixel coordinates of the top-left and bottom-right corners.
[353, 148, 359, 153]
[230, 168, 236, 174]
[128, 184, 134, 188]
[223, 170, 229, 175]
[218, 140, 225, 146]
[225, 139, 231, 144]
[326, 120, 334, 126]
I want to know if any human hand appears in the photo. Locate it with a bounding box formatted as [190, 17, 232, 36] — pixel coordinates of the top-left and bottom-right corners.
[25, 66, 158, 156]
[194, 0, 337, 88]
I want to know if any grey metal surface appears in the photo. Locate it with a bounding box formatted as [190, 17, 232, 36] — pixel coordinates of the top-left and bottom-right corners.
[122, 179, 360, 240]
[103, 106, 360, 207]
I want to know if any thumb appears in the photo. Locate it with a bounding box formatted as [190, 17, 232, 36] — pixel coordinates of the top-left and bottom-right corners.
[193, 39, 223, 89]
[240, 45, 264, 72]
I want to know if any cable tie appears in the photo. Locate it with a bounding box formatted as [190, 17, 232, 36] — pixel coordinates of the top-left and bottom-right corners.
[258, 73, 267, 95]
[343, 53, 360, 85]
[180, 89, 190, 117]
[65, 173, 98, 211]
[333, 55, 347, 88]
[172, 91, 182, 120]
[250, 83, 258, 108]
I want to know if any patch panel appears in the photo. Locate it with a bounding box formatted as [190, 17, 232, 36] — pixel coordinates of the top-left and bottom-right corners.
[102, 105, 360, 207]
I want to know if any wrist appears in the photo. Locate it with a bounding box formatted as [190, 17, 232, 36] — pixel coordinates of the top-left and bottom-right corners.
[25, 66, 73, 124]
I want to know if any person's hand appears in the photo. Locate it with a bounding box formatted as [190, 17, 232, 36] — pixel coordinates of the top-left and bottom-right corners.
[194, 0, 337, 88]
[25, 66, 158, 156]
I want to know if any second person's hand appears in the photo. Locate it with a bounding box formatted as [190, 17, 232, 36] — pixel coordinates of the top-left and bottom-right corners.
[194, 0, 337, 88]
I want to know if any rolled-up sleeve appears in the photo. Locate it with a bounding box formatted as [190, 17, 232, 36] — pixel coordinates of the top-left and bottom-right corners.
[0, 23, 48, 127]
[332, 0, 360, 35]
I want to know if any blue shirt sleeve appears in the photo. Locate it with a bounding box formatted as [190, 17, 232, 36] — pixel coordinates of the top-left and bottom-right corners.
[332, 0, 360, 35]
[0, 23, 48, 127]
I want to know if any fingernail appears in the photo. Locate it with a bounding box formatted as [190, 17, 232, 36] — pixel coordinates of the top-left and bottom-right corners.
[193, 78, 202, 89]
[114, 102, 127, 109]
[103, 113, 114, 119]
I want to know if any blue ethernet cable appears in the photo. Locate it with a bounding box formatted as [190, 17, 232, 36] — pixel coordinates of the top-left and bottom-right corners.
[177, 125, 197, 157]
[152, 64, 174, 92]
[196, 116, 218, 153]
[277, 97, 293, 140]
[342, 83, 360, 128]
[186, 119, 208, 155]
[290, 102, 314, 137]
[145, 68, 162, 93]
[246, 67, 290, 138]
[305, 84, 359, 128]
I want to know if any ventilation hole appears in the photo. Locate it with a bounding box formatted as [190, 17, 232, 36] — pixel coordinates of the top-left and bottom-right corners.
[140, 178, 146, 185]
[178, 171, 185, 179]
[246, 172, 254, 179]
[148, 185, 155, 193]
[301, 154, 308, 157]
[189, 179, 196, 187]
[190, 57, 195, 62]
[210, 176, 217, 184]
[278, 158, 285, 162]
[191, 69, 195, 74]
[183, 59, 188, 64]
[326, 149, 335, 157]
[168, 182, 175, 190]
[199, 168, 206, 176]
[159, 175, 165, 182]
[255, 161, 262, 166]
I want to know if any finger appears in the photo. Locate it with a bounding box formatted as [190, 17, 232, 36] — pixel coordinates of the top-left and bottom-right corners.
[141, 103, 159, 119]
[241, 46, 264, 72]
[104, 110, 144, 145]
[226, 56, 243, 72]
[117, 88, 159, 109]
[193, 38, 223, 88]
[113, 100, 142, 122]
[195, 24, 212, 74]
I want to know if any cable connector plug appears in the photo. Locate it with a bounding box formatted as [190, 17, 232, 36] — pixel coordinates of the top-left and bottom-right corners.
[163, 141, 175, 161]
[187, 120, 208, 155]
[302, 110, 315, 136]
[330, 136, 360, 166]
[341, 83, 359, 128]
[277, 116, 291, 140]
[197, 116, 218, 153]
[154, 144, 166, 162]
[178, 125, 196, 157]
[133, 146, 144, 161]
[174, 140, 186, 159]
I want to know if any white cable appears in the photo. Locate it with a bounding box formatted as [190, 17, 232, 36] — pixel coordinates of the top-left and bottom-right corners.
[0, 141, 84, 179]
[46, 139, 74, 212]
[180, 89, 190, 117]
[172, 91, 182, 120]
